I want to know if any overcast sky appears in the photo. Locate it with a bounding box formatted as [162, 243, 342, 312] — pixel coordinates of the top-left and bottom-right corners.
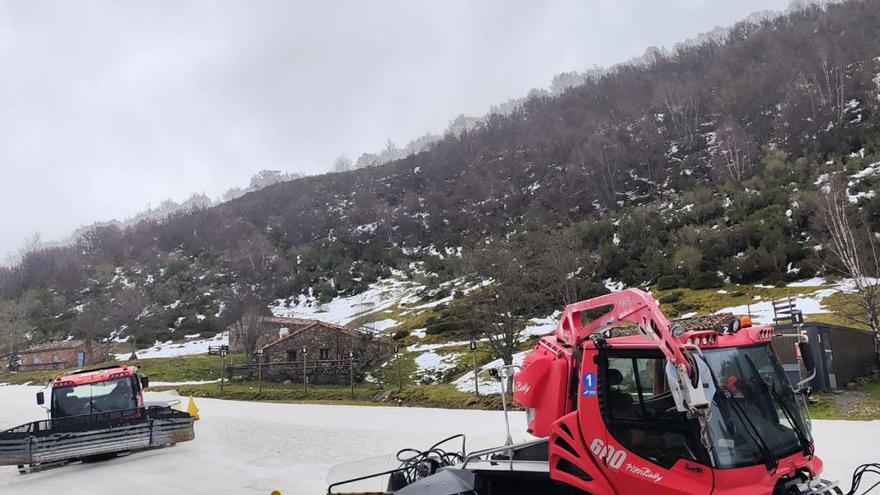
[0, 0, 793, 259]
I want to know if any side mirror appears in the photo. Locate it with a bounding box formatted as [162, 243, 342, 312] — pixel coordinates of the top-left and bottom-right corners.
[141, 376, 149, 389]
[36, 391, 45, 405]
[798, 342, 815, 373]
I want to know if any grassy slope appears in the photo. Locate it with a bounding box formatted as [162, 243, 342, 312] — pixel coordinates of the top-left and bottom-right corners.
[810, 376, 880, 420]
[0, 353, 247, 386]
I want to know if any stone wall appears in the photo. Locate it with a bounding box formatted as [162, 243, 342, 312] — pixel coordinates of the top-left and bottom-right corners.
[18, 342, 105, 371]
[229, 325, 391, 384]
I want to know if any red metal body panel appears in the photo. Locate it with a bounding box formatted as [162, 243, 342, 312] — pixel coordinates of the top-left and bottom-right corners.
[513, 340, 572, 437]
[52, 366, 138, 387]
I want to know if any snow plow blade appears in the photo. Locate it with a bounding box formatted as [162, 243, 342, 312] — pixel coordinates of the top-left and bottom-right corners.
[0, 406, 194, 468]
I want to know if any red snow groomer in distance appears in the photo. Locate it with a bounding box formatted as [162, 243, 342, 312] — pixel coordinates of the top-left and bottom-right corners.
[332, 289, 845, 495]
[0, 365, 195, 474]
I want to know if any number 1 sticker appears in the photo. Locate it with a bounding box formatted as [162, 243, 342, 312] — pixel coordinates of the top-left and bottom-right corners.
[582, 371, 597, 397]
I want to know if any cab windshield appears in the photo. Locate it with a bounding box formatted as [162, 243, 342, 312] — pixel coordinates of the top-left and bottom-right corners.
[702, 344, 810, 468]
[52, 377, 138, 418]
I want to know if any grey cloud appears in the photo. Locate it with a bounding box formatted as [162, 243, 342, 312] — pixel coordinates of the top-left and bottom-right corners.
[0, 0, 792, 257]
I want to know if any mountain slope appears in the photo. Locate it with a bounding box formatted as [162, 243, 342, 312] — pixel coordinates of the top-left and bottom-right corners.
[2, 0, 880, 353]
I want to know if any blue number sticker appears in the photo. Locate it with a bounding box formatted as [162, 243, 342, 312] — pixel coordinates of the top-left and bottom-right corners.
[582, 371, 597, 397]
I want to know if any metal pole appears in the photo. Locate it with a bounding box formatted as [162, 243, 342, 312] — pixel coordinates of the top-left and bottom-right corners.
[500, 368, 513, 447]
[471, 340, 479, 397]
[257, 350, 263, 394]
[349, 350, 355, 400]
[395, 345, 402, 391]
[220, 351, 226, 395]
[303, 346, 308, 393]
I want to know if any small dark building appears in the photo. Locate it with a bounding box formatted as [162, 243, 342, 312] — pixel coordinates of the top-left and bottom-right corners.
[228, 320, 392, 384]
[772, 322, 878, 391]
[16, 340, 106, 372]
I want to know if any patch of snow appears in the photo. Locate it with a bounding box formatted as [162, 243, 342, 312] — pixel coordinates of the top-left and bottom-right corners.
[413, 351, 461, 384]
[116, 332, 228, 360]
[454, 351, 529, 395]
[355, 223, 378, 235]
[521, 313, 559, 338]
[362, 319, 399, 332]
[848, 190, 876, 204]
[716, 288, 838, 324]
[408, 340, 477, 353]
[271, 278, 425, 326]
[413, 295, 454, 310]
[604, 279, 625, 292]
[786, 277, 827, 287]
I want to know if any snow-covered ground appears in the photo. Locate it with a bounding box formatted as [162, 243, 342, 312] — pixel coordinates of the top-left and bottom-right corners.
[0, 385, 526, 495]
[271, 278, 422, 327]
[454, 351, 529, 394]
[114, 332, 228, 360]
[0, 385, 876, 494]
[714, 278, 847, 324]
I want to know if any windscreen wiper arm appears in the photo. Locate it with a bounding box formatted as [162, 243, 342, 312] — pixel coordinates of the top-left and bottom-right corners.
[720, 386, 779, 472]
[761, 377, 814, 458]
[742, 355, 814, 458]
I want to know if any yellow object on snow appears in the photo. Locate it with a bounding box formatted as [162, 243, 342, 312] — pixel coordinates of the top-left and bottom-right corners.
[186, 396, 200, 420]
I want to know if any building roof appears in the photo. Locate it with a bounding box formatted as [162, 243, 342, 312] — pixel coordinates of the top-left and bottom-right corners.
[258, 316, 323, 327]
[20, 340, 88, 354]
[261, 321, 366, 350]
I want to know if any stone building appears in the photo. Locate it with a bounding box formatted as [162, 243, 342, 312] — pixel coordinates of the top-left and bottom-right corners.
[228, 316, 319, 352]
[16, 340, 106, 372]
[227, 319, 392, 384]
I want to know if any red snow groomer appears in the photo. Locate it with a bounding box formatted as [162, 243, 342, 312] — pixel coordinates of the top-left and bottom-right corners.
[329, 288, 860, 495]
[0, 365, 195, 474]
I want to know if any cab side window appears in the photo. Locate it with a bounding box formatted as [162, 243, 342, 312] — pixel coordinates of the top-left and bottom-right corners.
[604, 355, 706, 468]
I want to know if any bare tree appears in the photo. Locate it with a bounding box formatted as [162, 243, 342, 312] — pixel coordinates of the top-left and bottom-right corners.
[0, 299, 32, 368]
[712, 123, 756, 181]
[528, 231, 588, 307]
[817, 174, 880, 365]
[227, 300, 266, 364]
[465, 240, 546, 390]
[333, 155, 353, 173]
[661, 86, 703, 147]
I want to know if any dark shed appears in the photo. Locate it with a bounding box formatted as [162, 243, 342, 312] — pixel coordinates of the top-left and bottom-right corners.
[772, 322, 877, 391]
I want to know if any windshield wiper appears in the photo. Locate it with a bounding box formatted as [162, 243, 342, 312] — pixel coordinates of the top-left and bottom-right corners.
[761, 377, 814, 458]
[742, 355, 813, 458]
[718, 386, 779, 472]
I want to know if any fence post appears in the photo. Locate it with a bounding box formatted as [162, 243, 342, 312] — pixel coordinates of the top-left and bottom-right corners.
[470, 340, 479, 397]
[302, 346, 308, 393]
[394, 345, 403, 391]
[349, 350, 355, 400]
[219, 347, 227, 395]
[256, 348, 263, 394]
